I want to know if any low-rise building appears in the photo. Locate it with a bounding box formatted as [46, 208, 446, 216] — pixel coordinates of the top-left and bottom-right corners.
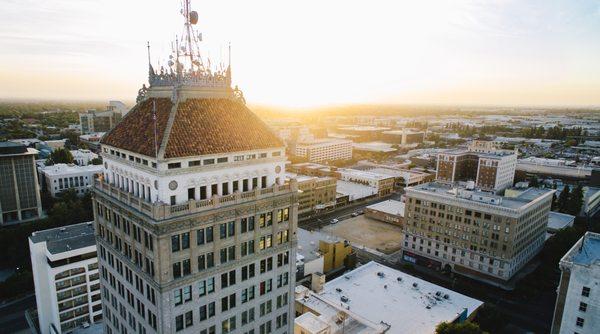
[296, 229, 354, 280]
[547, 211, 576, 238]
[29, 222, 101, 334]
[294, 139, 353, 163]
[40, 164, 103, 197]
[551, 232, 600, 334]
[0, 142, 43, 225]
[360, 165, 434, 189]
[294, 261, 483, 334]
[335, 180, 377, 202]
[381, 129, 426, 146]
[364, 199, 405, 226]
[352, 141, 396, 153]
[403, 182, 554, 287]
[78, 133, 105, 152]
[71, 149, 99, 166]
[336, 168, 394, 197]
[288, 173, 337, 216]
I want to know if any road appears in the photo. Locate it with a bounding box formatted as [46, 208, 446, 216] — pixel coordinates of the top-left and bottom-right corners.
[0, 294, 36, 333]
[299, 192, 404, 230]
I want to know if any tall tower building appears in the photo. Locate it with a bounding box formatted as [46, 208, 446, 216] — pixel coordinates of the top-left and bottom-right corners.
[93, 2, 298, 333]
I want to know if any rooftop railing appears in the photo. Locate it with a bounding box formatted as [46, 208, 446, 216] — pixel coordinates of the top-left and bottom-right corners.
[95, 179, 297, 221]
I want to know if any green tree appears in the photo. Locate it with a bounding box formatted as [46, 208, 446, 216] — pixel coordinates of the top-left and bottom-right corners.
[90, 157, 103, 165]
[529, 177, 539, 188]
[557, 185, 570, 213]
[567, 185, 584, 216]
[46, 148, 74, 165]
[436, 321, 486, 334]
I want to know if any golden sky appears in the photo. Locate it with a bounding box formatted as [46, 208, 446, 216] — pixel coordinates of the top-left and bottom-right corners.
[1, 0, 600, 108]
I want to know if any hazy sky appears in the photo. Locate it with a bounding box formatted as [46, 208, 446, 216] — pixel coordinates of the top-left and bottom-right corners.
[1, 0, 600, 108]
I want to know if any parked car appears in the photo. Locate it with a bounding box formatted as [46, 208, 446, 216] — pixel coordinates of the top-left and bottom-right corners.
[331, 218, 339, 224]
[351, 212, 359, 217]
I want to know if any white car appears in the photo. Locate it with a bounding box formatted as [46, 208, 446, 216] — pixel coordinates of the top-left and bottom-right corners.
[331, 218, 339, 224]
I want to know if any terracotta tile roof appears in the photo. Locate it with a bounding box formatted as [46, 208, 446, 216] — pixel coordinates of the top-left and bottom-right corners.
[101, 97, 283, 159]
[164, 98, 283, 158]
[101, 98, 172, 157]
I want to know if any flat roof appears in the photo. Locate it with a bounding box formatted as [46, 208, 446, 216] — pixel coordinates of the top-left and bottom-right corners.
[352, 142, 397, 153]
[366, 200, 405, 217]
[564, 232, 600, 267]
[0, 141, 38, 156]
[336, 180, 377, 201]
[548, 211, 575, 231]
[30, 221, 96, 254]
[308, 261, 483, 333]
[41, 163, 103, 176]
[339, 126, 391, 132]
[339, 168, 394, 181]
[297, 228, 344, 262]
[408, 182, 554, 210]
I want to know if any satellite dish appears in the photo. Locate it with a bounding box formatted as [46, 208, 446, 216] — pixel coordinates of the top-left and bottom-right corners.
[189, 11, 198, 25]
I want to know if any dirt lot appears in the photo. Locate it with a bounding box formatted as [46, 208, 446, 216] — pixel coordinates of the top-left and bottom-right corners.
[321, 215, 403, 254]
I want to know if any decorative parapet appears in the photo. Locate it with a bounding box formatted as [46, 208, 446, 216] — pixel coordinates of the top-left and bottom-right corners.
[94, 179, 296, 221]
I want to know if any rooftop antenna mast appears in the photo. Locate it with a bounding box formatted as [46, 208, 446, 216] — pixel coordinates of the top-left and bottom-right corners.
[179, 0, 202, 71]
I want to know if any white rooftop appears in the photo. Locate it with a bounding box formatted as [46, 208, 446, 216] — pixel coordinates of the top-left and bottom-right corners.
[336, 180, 377, 201]
[306, 261, 484, 334]
[352, 142, 397, 153]
[366, 200, 405, 217]
[41, 163, 103, 176]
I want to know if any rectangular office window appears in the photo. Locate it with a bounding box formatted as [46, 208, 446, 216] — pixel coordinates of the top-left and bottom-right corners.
[582, 286, 591, 297]
[168, 162, 181, 169]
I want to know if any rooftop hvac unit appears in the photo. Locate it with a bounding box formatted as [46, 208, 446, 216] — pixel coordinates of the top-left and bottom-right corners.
[341, 296, 349, 303]
[336, 288, 343, 293]
[412, 283, 418, 288]
[444, 294, 450, 299]
[377, 272, 385, 278]
[397, 277, 403, 282]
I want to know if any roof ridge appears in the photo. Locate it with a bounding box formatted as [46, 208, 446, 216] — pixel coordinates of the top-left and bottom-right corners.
[158, 94, 180, 160]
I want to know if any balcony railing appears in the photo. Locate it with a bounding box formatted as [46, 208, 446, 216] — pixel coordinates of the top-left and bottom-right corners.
[94, 179, 297, 221]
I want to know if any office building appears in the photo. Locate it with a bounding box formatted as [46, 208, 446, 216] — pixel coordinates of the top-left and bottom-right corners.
[29, 222, 101, 334]
[436, 141, 517, 193]
[79, 101, 127, 134]
[551, 232, 600, 334]
[40, 163, 103, 197]
[288, 173, 336, 217]
[294, 261, 483, 334]
[403, 182, 554, 286]
[93, 3, 297, 333]
[0, 141, 43, 225]
[293, 139, 352, 163]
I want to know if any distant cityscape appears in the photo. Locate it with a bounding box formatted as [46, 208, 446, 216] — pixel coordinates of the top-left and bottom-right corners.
[1, 1, 600, 334]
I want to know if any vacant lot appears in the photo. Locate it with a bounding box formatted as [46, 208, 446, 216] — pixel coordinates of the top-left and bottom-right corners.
[321, 215, 403, 254]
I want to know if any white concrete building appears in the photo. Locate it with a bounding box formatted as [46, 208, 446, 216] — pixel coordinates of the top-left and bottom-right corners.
[40, 164, 103, 197]
[294, 261, 483, 334]
[71, 149, 99, 166]
[29, 222, 101, 334]
[551, 232, 600, 334]
[294, 139, 352, 163]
